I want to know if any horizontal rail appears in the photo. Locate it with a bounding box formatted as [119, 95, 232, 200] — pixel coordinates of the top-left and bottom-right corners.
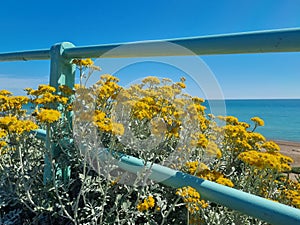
[1, 28, 300, 62]
[0, 49, 50, 62]
[117, 152, 300, 225]
[34, 129, 300, 224]
[64, 28, 300, 58]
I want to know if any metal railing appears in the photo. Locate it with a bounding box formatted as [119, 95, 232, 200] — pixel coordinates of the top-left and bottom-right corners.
[1, 28, 300, 225]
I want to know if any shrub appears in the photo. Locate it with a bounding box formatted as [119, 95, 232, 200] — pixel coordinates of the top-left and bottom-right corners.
[0, 60, 298, 224]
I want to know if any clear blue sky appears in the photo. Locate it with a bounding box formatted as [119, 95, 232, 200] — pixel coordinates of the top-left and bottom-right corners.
[0, 0, 300, 99]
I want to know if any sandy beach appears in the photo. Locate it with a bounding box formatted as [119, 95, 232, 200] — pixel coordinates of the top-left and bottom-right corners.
[275, 140, 300, 167]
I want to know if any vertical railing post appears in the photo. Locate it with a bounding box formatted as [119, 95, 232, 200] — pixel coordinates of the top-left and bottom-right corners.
[43, 42, 76, 184]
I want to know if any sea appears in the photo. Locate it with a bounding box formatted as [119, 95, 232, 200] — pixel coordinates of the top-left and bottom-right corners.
[203, 99, 300, 142]
[23, 99, 300, 143]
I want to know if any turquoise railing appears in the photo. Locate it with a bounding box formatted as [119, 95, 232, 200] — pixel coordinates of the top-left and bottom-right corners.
[1, 28, 300, 225]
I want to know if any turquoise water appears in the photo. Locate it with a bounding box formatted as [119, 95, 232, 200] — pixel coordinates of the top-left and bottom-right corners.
[204, 99, 300, 142]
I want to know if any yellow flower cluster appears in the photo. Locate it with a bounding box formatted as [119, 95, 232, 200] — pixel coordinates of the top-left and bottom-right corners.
[218, 115, 239, 125]
[0, 116, 38, 135]
[93, 110, 124, 136]
[223, 124, 248, 140]
[185, 161, 234, 187]
[0, 89, 40, 154]
[176, 186, 208, 214]
[96, 74, 122, 101]
[0, 90, 12, 96]
[0, 128, 7, 152]
[36, 109, 61, 124]
[0, 128, 7, 138]
[187, 103, 207, 121]
[247, 132, 266, 144]
[115, 76, 209, 140]
[0, 92, 29, 115]
[0, 140, 7, 148]
[190, 133, 208, 148]
[215, 116, 269, 154]
[261, 141, 280, 152]
[26, 85, 68, 106]
[131, 97, 159, 120]
[136, 195, 155, 212]
[186, 161, 208, 175]
[280, 180, 300, 208]
[192, 97, 205, 104]
[25, 85, 55, 96]
[88, 74, 300, 214]
[199, 169, 234, 187]
[176, 82, 186, 89]
[119, 81, 191, 138]
[238, 150, 293, 172]
[0, 95, 29, 112]
[142, 76, 161, 85]
[283, 189, 300, 208]
[221, 124, 255, 152]
[72, 58, 94, 67]
[251, 116, 265, 126]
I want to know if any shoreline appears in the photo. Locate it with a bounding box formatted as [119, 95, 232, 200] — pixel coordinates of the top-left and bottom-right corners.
[274, 139, 300, 147]
[274, 140, 300, 167]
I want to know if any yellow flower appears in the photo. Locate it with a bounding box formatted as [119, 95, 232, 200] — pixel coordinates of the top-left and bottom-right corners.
[36, 109, 61, 123]
[97, 80, 121, 100]
[0, 90, 12, 96]
[248, 132, 266, 143]
[224, 116, 239, 125]
[282, 188, 300, 208]
[18, 120, 39, 133]
[0, 140, 7, 148]
[261, 141, 280, 152]
[197, 134, 208, 148]
[37, 84, 56, 94]
[94, 110, 106, 121]
[238, 150, 292, 172]
[94, 110, 124, 136]
[137, 196, 155, 212]
[197, 169, 234, 187]
[192, 97, 205, 104]
[142, 76, 160, 85]
[0, 129, 7, 138]
[176, 186, 208, 213]
[176, 82, 186, 89]
[185, 161, 208, 175]
[99, 74, 119, 82]
[216, 177, 234, 187]
[33, 92, 55, 105]
[72, 58, 95, 67]
[0, 95, 29, 113]
[251, 117, 264, 126]
[223, 124, 248, 140]
[187, 103, 206, 115]
[0, 116, 38, 134]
